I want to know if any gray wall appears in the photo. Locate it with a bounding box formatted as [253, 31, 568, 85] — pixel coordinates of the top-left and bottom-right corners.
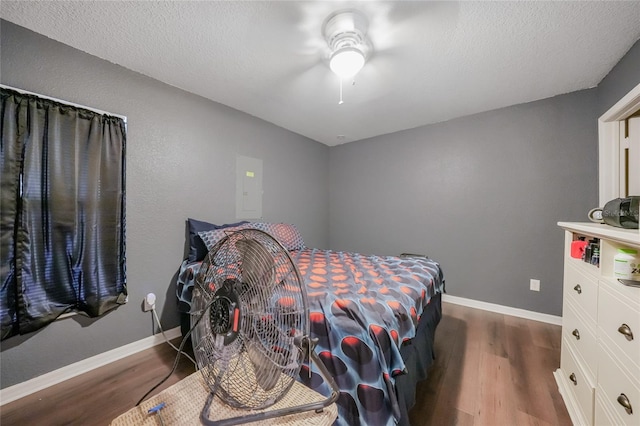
[597, 39, 640, 116]
[0, 21, 329, 388]
[329, 90, 599, 316]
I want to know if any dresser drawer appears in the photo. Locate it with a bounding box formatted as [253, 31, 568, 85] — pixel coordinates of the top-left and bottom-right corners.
[560, 337, 595, 425]
[563, 301, 597, 382]
[595, 392, 625, 426]
[598, 282, 640, 373]
[564, 261, 598, 323]
[598, 345, 640, 426]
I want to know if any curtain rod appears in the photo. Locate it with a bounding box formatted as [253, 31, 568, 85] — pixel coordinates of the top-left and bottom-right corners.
[0, 83, 127, 123]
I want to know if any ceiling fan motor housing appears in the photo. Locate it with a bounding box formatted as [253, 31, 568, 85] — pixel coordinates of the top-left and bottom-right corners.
[322, 9, 370, 61]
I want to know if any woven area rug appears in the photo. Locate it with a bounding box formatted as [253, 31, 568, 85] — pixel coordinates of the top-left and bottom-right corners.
[111, 372, 337, 425]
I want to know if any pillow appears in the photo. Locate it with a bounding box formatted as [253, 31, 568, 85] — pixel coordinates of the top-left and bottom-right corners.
[187, 218, 248, 262]
[198, 222, 305, 253]
[198, 225, 247, 253]
[258, 223, 305, 251]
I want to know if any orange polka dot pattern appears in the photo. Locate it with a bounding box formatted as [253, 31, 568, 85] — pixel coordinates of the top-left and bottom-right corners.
[291, 248, 443, 425]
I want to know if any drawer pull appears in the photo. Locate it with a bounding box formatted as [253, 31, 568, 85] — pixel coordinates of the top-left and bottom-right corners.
[573, 284, 582, 294]
[618, 323, 634, 341]
[572, 329, 580, 340]
[569, 373, 577, 386]
[617, 393, 633, 415]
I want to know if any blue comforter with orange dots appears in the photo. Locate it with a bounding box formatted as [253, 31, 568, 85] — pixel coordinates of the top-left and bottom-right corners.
[176, 248, 444, 426]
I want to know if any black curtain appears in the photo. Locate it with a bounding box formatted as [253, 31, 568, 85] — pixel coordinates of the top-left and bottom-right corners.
[0, 88, 127, 340]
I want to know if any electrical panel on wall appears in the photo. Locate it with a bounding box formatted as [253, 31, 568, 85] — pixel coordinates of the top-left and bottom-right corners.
[236, 155, 263, 219]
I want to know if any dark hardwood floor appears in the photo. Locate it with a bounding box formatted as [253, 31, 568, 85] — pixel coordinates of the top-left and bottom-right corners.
[1, 303, 571, 425]
[1, 338, 197, 426]
[409, 302, 572, 426]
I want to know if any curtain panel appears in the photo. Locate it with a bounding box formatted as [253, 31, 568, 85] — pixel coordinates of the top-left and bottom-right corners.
[0, 88, 127, 340]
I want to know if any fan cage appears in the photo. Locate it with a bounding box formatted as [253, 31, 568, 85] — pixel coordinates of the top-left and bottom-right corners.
[191, 229, 309, 410]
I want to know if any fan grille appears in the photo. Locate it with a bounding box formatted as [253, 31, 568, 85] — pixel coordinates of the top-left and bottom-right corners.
[192, 229, 309, 410]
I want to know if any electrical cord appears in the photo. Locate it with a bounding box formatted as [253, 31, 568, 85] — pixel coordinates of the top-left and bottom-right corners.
[152, 307, 197, 366]
[136, 300, 210, 406]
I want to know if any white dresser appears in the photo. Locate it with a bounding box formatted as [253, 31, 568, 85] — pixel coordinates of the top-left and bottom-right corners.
[555, 222, 640, 425]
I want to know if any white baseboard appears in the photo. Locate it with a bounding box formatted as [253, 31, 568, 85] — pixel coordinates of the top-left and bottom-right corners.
[442, 294, 563, 326]
[0, 327, 182, 406]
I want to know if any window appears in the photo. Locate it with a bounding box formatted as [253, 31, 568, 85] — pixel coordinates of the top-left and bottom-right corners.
[0, 87, 127, 340]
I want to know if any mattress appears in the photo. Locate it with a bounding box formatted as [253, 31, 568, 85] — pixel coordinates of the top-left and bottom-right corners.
[176, 247, 444, 425]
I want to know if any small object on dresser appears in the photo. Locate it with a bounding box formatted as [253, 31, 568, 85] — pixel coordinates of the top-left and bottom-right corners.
[583, 243, 590, 262]
[582, 239, 600, 266]
[590, 246, 600, 266]
[587, 196, 639, 229]
[571, 238, 588, 259]
[614, 248, 639, 279]
[618, 278, 640, 288]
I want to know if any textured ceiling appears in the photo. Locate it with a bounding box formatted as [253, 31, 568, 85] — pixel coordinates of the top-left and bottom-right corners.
[2, 1, 640, 146]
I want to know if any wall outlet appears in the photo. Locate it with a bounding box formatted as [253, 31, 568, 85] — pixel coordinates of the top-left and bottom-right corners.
[530, 279, 540, 292]
[143, 293, 156, 311]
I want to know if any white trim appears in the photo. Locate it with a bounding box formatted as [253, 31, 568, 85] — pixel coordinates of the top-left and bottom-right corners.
[0, 83, 127, 122]
[442, 294, 563, 326]
[0, 327, 181, 406]
[558, 221, 640, 246]
[600, 82, 640, 122]
[598, 120, 620, 203]
[598, 82, 640, 205]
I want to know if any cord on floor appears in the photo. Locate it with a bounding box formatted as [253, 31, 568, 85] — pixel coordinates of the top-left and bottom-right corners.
[152, 307, 197, 366]
[137, 302, 210, 406]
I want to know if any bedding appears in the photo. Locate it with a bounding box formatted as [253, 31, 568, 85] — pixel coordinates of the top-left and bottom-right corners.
[186, 218, 249, 262]
[176, 232, 444, 425]
[198, 222, 305, 252]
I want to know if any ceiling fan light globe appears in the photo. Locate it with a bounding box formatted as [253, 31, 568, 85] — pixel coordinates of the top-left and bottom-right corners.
[330, 47, 365, 79]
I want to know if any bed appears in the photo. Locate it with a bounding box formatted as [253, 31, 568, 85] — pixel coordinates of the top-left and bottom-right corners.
[176, 221, 445, 426]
